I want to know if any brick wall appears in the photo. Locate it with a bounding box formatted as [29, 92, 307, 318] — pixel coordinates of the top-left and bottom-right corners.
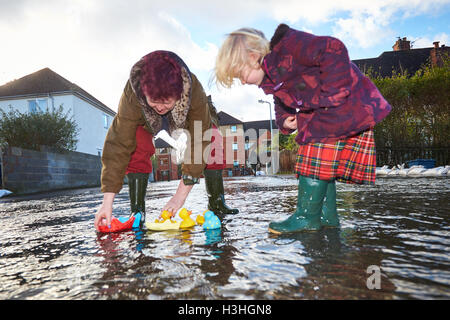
[1, 146, 102, 195]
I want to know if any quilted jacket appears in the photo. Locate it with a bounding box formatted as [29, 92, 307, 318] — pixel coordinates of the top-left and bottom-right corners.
[101, 51, 212, 193]
[259, 24, 391, 144]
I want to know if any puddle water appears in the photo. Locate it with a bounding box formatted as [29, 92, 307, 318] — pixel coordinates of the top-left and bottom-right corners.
[0, 176, 448, 299]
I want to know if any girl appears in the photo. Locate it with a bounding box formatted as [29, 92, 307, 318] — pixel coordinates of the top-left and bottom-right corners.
[214, 24, 391, 234]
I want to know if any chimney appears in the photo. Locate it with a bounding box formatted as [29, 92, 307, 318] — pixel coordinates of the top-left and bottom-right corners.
[430, 41, 445, 68]
[393, 37, 411, 51]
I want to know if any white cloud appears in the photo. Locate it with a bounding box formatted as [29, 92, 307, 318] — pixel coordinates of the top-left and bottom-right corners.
[209, 84, 274, 122]
[412, 33, 450, 48]
[0, 0, 449, 122]
[333, 14, 395, 49]
[267, 0, 450, 50]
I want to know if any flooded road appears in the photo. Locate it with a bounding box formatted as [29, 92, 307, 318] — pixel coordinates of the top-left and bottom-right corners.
[0, 176, 449, 300]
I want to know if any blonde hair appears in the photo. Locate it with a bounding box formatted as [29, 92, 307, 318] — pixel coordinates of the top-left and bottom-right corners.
[214, 28, 270, 88]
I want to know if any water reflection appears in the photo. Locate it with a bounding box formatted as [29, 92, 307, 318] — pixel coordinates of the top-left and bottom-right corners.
[0, 176, 448, 299]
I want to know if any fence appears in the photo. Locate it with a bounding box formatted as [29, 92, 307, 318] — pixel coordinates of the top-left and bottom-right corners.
[376, 147, 449, 167]
[277, 147, 449, 173]
[279, 149, 297, 174]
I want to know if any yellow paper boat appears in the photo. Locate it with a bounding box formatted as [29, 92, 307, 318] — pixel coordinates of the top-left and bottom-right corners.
[145, 219, 181, 231]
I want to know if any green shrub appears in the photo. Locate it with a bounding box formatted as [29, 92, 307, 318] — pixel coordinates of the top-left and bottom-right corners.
[371, 54, 450, 149]
[0, 104, 79, 152]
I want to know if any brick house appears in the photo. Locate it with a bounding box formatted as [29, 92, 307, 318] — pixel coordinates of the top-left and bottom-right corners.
[217, 111, 278, 176]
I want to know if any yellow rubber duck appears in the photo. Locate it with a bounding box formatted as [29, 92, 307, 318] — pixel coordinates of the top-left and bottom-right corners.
[179, 208, 195, 229]
[196, 210, 207, 225]
[145, 219, 181, 231]
[146, 210, 181, 231]
[154, 210, 177, 223]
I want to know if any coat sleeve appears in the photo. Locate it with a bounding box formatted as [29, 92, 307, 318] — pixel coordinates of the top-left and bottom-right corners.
[100, 81, 146, 193]
[297, 35, 352, 110]
[181, 73, 212, 179]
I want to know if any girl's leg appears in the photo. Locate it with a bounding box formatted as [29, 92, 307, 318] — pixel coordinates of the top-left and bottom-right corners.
[268, 175, 327, 234]
[321, 180, 340, 228]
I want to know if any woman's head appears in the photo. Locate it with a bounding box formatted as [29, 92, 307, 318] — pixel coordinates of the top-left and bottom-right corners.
[214, 27, 270, 88]
[140, 52, 183, 114]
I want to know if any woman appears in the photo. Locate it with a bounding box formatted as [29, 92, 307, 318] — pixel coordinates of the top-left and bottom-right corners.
[95, 50, 237, 231]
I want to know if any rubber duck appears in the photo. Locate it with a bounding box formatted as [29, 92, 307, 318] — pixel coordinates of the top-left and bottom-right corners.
[179, 208, 195, 229]
[145, 219, 181, 231]
[154, 210, 172, 223]
[196, 210, 206, 225]
[203, 210, 221, 230]
[146, 210, 181, 231]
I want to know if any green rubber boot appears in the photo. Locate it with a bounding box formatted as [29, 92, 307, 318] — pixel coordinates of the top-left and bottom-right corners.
[321, 180, 340, 228]
[127, 172, 149, 226]
[268, 176, 327, 234]
[204, 169, 239, 215]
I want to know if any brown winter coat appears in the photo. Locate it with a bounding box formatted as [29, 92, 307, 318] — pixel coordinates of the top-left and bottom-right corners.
[101, 52, 212, 193]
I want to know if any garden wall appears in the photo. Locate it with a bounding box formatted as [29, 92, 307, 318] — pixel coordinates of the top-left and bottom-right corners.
[1, 146, 102, 195]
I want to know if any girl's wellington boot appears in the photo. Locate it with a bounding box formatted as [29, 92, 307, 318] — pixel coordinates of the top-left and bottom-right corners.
[268, 176, 327, 234]
[321, 180, 340, 228]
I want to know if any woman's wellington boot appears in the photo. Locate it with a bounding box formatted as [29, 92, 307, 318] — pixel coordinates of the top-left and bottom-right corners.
[204, 169, 239, 215]
[127, 172, 149, 227]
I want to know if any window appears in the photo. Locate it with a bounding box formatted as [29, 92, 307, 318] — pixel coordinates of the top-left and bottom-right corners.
[233, 160, 239, 167]
[28, 99, 47, 113]
[232, 143, 238, 151]
[103, 114, 109, 129]
[231, 125, 237, 132]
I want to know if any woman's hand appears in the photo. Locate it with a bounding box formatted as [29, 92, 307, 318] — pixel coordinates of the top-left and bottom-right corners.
[94, 192, 115, 231]
[283, 115, 297, 130]
[162, 194, 186, 217]
[161, 179, 194, 217]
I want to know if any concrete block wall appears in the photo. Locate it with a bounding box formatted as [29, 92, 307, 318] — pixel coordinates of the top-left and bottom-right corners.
[1, 146, 102, 195]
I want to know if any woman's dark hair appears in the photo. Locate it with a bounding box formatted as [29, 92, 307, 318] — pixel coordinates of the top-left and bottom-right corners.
[140, 52, 183, 101]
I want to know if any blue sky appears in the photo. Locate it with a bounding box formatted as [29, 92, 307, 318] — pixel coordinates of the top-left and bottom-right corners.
[0, 0, 449, 122]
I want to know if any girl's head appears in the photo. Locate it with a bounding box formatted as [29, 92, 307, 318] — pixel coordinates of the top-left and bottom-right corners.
[140, 52, 183, 114]
[214, 27, 270, 88]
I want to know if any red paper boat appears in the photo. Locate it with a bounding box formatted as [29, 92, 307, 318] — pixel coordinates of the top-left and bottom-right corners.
[98, 216, 136, 233]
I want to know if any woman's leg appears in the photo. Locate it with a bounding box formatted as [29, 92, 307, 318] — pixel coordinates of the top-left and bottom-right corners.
[126, 126, 155, 226]
[204, 124, 238, 215]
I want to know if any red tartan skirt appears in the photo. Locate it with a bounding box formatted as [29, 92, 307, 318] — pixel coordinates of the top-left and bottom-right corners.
[295, 129, 376, 185]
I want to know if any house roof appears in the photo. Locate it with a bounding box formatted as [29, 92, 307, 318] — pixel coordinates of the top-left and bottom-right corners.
[243, 119, 278, 132]
[0, 68, 116, 116]
[154, 138, 171, 149]
[217, 111, 243, 125]
[352, 46, 450, 78]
